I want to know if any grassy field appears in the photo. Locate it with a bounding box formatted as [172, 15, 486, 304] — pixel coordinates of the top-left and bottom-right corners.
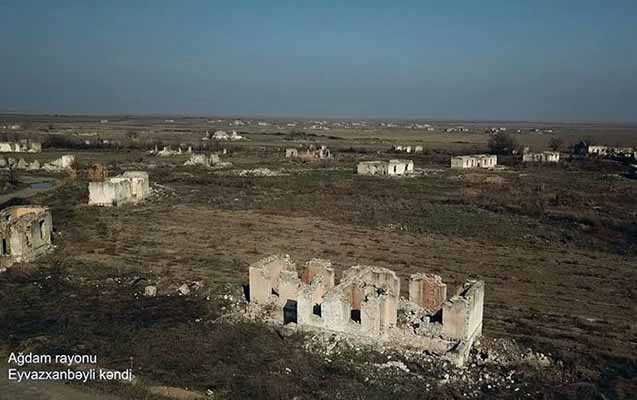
[0, 116, 636, 399]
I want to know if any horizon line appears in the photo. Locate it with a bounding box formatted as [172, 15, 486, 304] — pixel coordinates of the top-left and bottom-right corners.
[0, 110, 636, 127]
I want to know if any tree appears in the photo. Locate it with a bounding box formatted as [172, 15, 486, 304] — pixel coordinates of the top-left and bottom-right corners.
[487, 132, 518, 155]
[548, 136, 564, 151]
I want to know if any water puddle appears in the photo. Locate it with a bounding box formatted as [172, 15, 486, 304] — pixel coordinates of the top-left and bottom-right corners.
[30, 182, 54, 190]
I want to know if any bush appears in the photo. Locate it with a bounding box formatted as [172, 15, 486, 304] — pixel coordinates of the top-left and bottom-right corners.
[488, 132, 518, 155]
[548, 136, 564, 151]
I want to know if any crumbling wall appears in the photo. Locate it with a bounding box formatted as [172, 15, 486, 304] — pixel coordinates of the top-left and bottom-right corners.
[248, 254, 297, 304]
[88, 180, 133, 206]
[409, 273, 447, 311]
[357, 161, 388, 175]
[0, 206, 52, 268]
[387, 160, 413, 176]
[184, 154, 221, 167]
[297, 259, 335, 327]
[0, 141, 41, 153]
[451, 155, 497, 169]
[247, 255, 485, 367]
[522, 152, 560, 163]
[43, 155, 75, 171]
[441, 280, 484, 341]
[88, 171, 150, 207]
[357, 160, 413, 176]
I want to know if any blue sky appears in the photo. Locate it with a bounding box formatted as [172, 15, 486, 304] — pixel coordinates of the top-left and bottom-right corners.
[1, 0, 636, 121]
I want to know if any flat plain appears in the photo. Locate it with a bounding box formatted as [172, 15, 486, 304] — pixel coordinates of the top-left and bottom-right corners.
[0, 115, 636, 399]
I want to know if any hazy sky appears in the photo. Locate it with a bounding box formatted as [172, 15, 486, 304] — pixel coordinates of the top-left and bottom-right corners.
[1, 0, 636, 121]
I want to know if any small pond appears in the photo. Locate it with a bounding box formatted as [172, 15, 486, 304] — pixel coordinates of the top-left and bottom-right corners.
[30, 182, 54, 190]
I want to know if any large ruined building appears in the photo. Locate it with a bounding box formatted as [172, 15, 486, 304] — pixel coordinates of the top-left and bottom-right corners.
[450, 154, 497, 169]
[88, 171, 151, 207]
[248, 255, 484, 366]
[0, 206, 53, 269]
[357, 160, 414, 176]
[0, 140, 42, 153]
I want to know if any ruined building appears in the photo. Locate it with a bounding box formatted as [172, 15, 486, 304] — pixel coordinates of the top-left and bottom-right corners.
[248, 255, 484, 366]
[450, 154, 497, 169]
[184, 153, 221, 167]
[392, 145, 423, 154]
[0, 140, 42, 153]
[522, 151, 560, 163]
[357, 160, 414, 176]
[287, 145, 332, 161]
[88, 171, 151, 207]
[0, 206, 53, 269]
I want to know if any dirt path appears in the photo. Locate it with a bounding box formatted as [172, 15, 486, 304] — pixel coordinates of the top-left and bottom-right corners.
[0, 176, 62, 205]
[0, 365, 123, 400]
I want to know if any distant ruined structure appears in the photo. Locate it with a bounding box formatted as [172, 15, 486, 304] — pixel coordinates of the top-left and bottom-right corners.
[286, 145, 332, 161]
[357, 160, 414, 176]
[248, 255, 484, 366]
[88, 171, 151, 207]
[184, 153, 221, 167]
[0, 154, 74, 172]
[522, 151, 560, 163]
[392, 145, 424, 154]
[450, 154, 497, 169]
[0, 140, 42, 153]
[588, 145, 634, 158]
[0, 206, 53, 269]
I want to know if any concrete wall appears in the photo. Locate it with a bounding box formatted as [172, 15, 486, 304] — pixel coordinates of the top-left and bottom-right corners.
[441, 280, 484, 341]
[0, 141, 41, 153]
[387, 160, 413, 176]
[88, 171, 150, 207]
[247, 255, 484, 365]
[0, 206, 52, 267]
[409, 273, 447, 311]
[451, 155, 496, 169]
[248, 254, 296, 304]
[358, 160, 412, 176]
[357, 161, 386, 175]
[523, 152, 560, 163]
[451, 156, 474, 169]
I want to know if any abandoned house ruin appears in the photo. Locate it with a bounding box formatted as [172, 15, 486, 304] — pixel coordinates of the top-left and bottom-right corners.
[88, 171, 151, 207]
[287, 145, 332, 161]
[392, 145, 423, 154]
[184, 153, 221, 167]
[42, 155, 75, 171]
[0, 154, 75, 172]
[0, 206, 53, 269]
[356, 159, 414, 176]
[0, 140, 42, 153]
[248, 255, 484, 366]
[522, 151, 560, 163]
[285, 148, 299, 158]
[450, 154, 497, 169]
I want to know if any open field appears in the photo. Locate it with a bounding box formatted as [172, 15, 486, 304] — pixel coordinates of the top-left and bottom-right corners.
[0, 115, 636, 399]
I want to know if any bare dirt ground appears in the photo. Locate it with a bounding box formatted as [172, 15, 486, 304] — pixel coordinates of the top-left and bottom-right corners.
[1, 115, 636, 399]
